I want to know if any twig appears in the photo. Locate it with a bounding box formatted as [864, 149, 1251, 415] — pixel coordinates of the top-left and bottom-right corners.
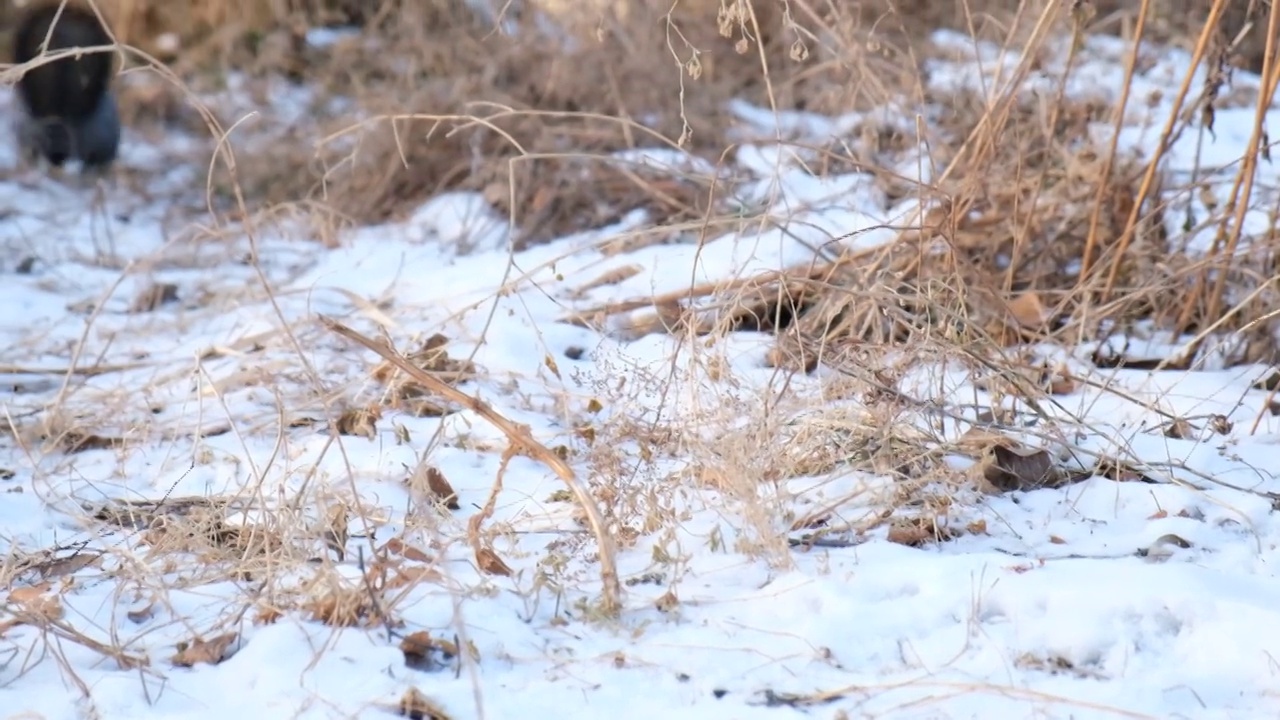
[319, 316, 623, 616]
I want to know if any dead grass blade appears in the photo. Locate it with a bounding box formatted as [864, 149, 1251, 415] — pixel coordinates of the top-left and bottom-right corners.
[320, 316, 622, 615]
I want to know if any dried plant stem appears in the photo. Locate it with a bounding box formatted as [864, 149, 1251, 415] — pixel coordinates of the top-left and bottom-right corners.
[320, 316, 623, 616]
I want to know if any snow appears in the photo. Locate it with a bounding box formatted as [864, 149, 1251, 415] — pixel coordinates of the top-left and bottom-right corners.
[3, 27, 1280, 720]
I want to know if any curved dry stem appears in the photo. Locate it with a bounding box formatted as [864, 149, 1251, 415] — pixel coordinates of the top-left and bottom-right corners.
[319, 316, 623, 616]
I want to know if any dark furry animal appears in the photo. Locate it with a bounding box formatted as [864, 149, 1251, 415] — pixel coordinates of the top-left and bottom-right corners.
[11, 3, 120, 171]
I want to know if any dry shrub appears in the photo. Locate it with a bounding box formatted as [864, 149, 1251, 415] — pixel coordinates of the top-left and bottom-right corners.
[179, 0, 924, 243]
[862, 0, 1270, 72]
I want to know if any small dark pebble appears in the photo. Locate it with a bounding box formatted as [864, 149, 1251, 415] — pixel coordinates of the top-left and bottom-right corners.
[712, 689, 727, 699]
[564, 346, 585, 360]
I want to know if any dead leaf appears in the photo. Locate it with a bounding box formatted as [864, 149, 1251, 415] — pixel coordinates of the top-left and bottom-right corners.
[1048, 535, 1067, 544]
[172, 632, 238, 667]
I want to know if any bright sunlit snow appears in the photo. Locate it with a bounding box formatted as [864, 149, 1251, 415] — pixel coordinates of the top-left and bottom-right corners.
[3, 27, 1280, 720]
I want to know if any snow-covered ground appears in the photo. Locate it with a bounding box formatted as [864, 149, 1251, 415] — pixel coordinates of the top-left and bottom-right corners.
[3, 28, 1280, 720]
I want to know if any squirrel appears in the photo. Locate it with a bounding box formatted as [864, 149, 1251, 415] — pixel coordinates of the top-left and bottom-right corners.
[11, 2, 120, 172]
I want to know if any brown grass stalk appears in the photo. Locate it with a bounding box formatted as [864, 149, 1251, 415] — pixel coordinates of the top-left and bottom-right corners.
[319, 316, 623, 616]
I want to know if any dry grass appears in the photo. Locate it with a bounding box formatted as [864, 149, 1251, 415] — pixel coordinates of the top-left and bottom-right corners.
[2, 1, 1279, 711]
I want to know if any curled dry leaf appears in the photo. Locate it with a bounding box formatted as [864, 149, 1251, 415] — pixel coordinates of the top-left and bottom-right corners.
[172, 632, 238, 667]
[475, 547, 512, 577]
